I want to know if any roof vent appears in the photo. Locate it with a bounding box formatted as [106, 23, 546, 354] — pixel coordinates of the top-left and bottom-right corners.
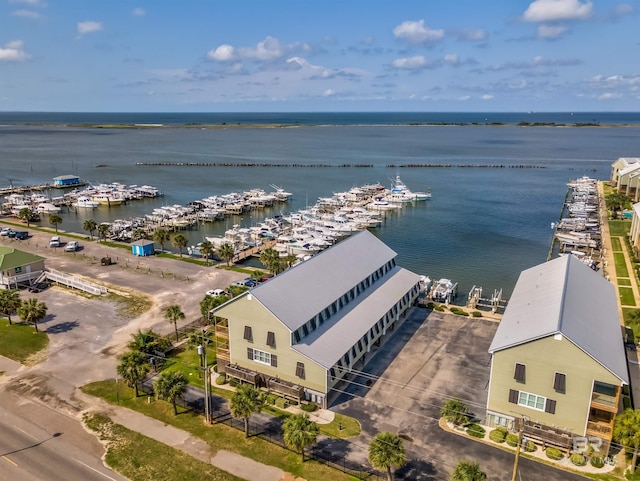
[247, 294, 252, 301]
[554, 333, 562, 341]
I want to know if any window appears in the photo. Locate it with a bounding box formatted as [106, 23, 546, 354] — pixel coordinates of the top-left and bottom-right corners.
[296, 362, 305, 378]
[270, 354, 278, 367]
[252, 349, 271, 365]
[517, 391, 546, 411]
[293, 330, 301, 343]
[553, 372, 566, 393]
[310, 317, 316, 330]
[15, 266, 22, 274]
[243, 326, 252, 341]
[302, 324, 309, 336]
[266, 331, 275, 347]
[514, 363, 526, 383]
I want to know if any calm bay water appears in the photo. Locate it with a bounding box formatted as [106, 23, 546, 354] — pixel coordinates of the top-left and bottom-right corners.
[2, 111, 639, 300]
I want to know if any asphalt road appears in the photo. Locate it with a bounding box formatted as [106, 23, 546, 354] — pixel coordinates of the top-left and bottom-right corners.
[0, 390, 129, 481]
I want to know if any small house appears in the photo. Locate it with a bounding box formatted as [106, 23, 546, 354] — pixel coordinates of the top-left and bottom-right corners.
[52, 175, 82, 188]
[0, 247, 45, 288]
[131, 240, 155, 256]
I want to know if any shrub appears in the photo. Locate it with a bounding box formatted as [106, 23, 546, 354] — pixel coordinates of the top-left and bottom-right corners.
[228, 377, 240, 388]
[489, 428, 507, 443]
[449, 307, 470, 316]
[214, 373, 227, 385]
[545, 447, 563, 461]
[524, 440, 536, 452]
[275, 397, 288, 409]
[570, 453, 587, 466]
[440, 398, 469, 426]
[466, 423, 485, 438]
[590, 456, 605, 468]
[426, 302, 434, 309]
[301, 401, 317, 412]
[506, 433, 519, 447]
[265, 393, 278, 405]
[471, 311, 483, 318]
[434, 305, 445, 312]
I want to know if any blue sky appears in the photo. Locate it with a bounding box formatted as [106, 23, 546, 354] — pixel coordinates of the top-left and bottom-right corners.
[1, 0, 638, 112]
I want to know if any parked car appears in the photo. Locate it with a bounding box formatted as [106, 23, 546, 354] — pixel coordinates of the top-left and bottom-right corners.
[7, 230, 17, 238]
[0, 227, 12, 236]
[65, 240, 78, 252]
[49, 236, 60, 247]
[14, 231, 28, 240]
[205, 288, 226, 297]
[28, 281, 50, 293]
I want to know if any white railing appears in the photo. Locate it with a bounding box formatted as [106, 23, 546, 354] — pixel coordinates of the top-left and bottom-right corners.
[44, 269, 107, 295]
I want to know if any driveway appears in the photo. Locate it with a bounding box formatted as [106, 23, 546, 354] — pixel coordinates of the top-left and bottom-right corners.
[331, 309, 586, 481]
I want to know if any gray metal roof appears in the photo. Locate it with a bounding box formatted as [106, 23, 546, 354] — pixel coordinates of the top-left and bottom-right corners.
[489, 255, 628, 384]
[292, 266, 421, 368]
[250, 230, 398, 331]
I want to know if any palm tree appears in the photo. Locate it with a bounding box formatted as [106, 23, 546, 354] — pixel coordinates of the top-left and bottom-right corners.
[230, 384, 265, 437]
[97, 223, 110, 242]
[17, 297, 48, 333]
[83, 219, 97, 240]
[18, 207, 36, 226]
[128, 329, 172, 355]
[48, 213, 63, 232]
[283, 412, 319, 462]
[199, 240, 213, 266]
[283, 253, 297, 269]
[153, 228, 170, 253]
[260, 247, 282, 275]
[451, 461, 486, 481]
[440, 398, 469, 426]
[218, 242, 235, 266]
[171, 233, 188, 257]
[131, 228, 147, 241]
[116, 351, 150, 398]
[368, 432, 406, 481]
[0, 289, 21, 325]
[153, 371, 188, 415]
[165, 304, 185, 342]
[614, 408, 640, 473]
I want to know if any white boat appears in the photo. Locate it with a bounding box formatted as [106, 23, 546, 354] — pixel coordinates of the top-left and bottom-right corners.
[429, 278, 458, 304]
[91, 192, 125, 206]
[386, 175, 430, 202]
[36, 202, 62, 214]
[73, 196, 99, 208]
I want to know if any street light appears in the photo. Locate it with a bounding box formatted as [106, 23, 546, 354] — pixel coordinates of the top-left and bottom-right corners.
[198, 335, 211, 423]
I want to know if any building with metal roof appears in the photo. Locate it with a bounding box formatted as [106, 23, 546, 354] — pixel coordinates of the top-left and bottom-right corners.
[0, 246, 45, 289]
[610, 157, 640, 201]
[211, 230, 422, 408]
[486, 255, 628, 454]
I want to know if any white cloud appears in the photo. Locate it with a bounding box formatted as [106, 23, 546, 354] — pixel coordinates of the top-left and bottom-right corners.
[458, 96, 471, 101]
[208, 44, 235, 61]
[598, 92, 621, 100]
[239, 36, 283, 61]
[523, 0, 593, 22]
[9, 0, 46, 5]
[481, 94, 494, 100]
[455, 28, 488, 42]
[77, 21, 103, 37]
[132, 8, 145, 16]
[12, 9, 41, 19]
[537, 24, 569, 38]
[392, 55, 427, 70]
[322, 89, 335, 97]
[0, 40, 29, 61]
[444, 54, 460, 65]
[392, 20, 444, 44]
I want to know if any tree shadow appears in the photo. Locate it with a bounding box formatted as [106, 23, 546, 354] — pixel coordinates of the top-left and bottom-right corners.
[396, 458, 437, 480]
[46, 320, 80, 334]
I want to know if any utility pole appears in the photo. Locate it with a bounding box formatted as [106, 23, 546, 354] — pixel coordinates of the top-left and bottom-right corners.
[198, 334, 210, 424]
[512, 419, 525, 481]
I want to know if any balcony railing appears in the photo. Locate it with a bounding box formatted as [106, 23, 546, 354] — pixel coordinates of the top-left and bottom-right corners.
[587, 420, 613, 437]
[591, 392, 618, 411]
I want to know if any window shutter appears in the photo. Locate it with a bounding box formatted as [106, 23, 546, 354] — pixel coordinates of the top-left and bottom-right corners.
[266, 331, 275, 347]
[545, 399, 556, 414]
[243, 325, 252, 341]
[296, 362, 305, 378]
[508, 389, 519, 404]
[247, 347, 254, 360]
[270, 354, 277, 367]
[514, 363, 526, 383]
[553, 373, 566, 393]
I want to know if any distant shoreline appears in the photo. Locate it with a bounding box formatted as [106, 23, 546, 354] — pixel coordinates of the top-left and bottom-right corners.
[10, 121, 640, 129]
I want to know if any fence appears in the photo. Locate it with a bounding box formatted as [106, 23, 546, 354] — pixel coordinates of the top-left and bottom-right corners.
[136, 378, 383, 480]
[45, 268, 108, 295]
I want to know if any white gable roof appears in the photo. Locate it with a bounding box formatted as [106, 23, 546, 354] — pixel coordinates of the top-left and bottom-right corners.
[250, 230, 398, 331]
[489, 255, 628, 384]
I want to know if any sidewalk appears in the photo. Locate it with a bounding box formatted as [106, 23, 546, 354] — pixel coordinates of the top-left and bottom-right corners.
[78, 389, 292, 481]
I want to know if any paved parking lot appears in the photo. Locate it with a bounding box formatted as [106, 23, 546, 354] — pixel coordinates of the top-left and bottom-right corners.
[331, 308, 586, 481]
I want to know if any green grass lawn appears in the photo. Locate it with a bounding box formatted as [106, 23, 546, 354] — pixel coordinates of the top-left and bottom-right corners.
[619, 287, 636, 307]
[162, 345, 217, 390]
[619, 278, 632, 286]
[610, 237, 623, 252]
[82, 381, 355, 481]
[84, 412, 245, 481]
[614, 252, 630, 277]
[609, 220, 631, 237]
[0, 318, 49, 363]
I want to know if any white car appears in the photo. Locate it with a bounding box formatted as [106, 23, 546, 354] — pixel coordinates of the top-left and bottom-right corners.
[65, 240, 79, 252]
[0, 228, 11, 236]
[206, 288, 226, 297]
[49, 236, 60, 247]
